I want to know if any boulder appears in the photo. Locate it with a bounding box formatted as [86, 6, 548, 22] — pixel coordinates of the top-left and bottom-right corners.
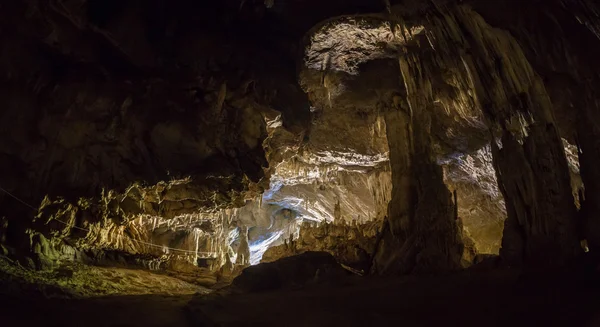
[231, 251, 349, 293]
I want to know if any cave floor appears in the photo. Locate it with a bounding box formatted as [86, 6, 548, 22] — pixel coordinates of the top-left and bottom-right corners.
[0, 256, 209, 298]
[0, 294, 195, 327]
[1, 268, 599, 327]
[188, 268, 600, 327]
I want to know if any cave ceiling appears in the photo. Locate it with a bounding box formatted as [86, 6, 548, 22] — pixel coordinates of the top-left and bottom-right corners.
[1, 0, 599, 290]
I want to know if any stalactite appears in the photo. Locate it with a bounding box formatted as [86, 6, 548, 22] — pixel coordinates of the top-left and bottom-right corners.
[371, 45, 464, 274]
[417, 5, 581, 267]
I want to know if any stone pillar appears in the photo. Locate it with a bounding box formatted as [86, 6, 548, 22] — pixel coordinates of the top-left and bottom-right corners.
[491, 120, 580, 267]
[372, 53, 463, 275]
[397, 54, 464, 274]
[576, 89, 600, 257]
[236, 226, 251, 266]
[370, 108, 412, 274]
[431, 6, 582, 267]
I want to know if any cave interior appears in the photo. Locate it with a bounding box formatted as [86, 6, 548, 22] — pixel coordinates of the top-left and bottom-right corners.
[1, 0, 600, 326]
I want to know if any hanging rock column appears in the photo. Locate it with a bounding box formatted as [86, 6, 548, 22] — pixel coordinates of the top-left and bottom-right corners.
[576, 89, 600, 256]
[397, 52, 464, 274]
[371, 101, 412, 274]
[424, 5, 581, 267]
[372, 51, 463, 275]
[554, 2, 600, 256]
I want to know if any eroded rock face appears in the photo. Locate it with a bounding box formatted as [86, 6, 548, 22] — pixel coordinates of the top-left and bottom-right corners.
[442, 146, 505, 254]
[298, 1, 600, 272]
[2, 0, 600, 291]
[262, 221, 381, 271]
[0, 0, 314, 273]
[390, 2, 597, 268]
[230, 251, 349, 293]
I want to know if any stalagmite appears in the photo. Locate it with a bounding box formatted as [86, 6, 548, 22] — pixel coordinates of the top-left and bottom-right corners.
[417, 5, 582, 267]
[236, 226, 251, 266]
[3, 3, 600, 319]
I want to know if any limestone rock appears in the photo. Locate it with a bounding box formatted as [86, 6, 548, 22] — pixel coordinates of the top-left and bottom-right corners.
[230, 251, 349, 293]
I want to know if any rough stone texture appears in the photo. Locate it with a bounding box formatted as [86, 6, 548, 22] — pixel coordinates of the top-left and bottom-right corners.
[442, 145, 505, 254]
[466, 0, 600, 258]
[290, 0, 598, 272]
[262, 221, 380, 272]
[2, 0, 600, 297]
[229, 251, 349, 293]
[0, 1, 409, 280]
[377, 53, 464, 274]
[0, 256, 210, 298]
[0, 0, 314, 275]
[429, 5, 581, 267]
[359, 3, 585, 269]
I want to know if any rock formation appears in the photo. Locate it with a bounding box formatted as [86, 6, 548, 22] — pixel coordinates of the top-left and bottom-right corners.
[262, 220, 380, 272]
[1, 0, 600, 297]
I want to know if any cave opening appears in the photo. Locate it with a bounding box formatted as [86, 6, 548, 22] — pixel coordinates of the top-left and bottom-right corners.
[1, 1, 600, 326]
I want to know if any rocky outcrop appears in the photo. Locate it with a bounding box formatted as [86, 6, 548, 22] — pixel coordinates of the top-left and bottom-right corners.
[298, 1, 600, 272]
[230, 251, 349, 293]
[262, 221, 380, 271]
[0, 255, 210, 298]
[469, 0, 600, 259]
[442, 145, 505, 254]
[422, 5, 582, 267]
[372, 52, 465, 274]
[0, 0, 313, 271]
[3, 0, 600, 291]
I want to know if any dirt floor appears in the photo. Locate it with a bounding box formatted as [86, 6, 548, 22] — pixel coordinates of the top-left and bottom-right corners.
[0, 256, 209, 298]
[0, 256, 209, 326]
[1, 267, 599, 327]
[187, 268, 600, 327]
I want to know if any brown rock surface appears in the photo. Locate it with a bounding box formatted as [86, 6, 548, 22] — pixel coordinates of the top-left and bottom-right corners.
[1, 2, 600, 319]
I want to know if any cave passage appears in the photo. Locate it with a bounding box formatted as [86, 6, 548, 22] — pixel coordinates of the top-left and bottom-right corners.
[1, 0, 600, 326]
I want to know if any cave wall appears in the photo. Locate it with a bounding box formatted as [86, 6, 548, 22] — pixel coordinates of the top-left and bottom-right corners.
[467, 0, 600, 258]
[381, 2, 590, 269]
[442, 145, 505, 254]
[2, 0, 600, 279]
[0, 0, 317, 270]
[367, 0, 600, 272]
[262, 220, 380, 272]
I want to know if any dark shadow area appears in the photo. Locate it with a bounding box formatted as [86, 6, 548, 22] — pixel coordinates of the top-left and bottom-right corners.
[3, 265, 598, 327]
[3, 257, 599, 327]
[0, 294, 195, 327]
[2, 1, 600, 326]
[188, 265, 600, 327]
